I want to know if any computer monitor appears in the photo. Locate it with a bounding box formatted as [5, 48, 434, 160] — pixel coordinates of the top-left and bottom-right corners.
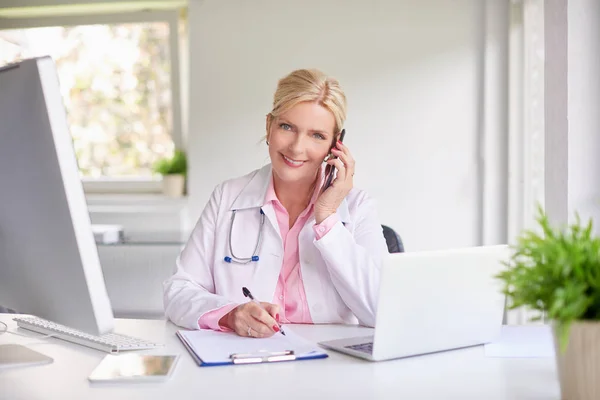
[0, 57, 114, 336]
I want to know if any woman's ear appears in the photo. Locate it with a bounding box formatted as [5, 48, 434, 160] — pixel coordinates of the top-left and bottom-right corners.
[325, 133, 338, 158]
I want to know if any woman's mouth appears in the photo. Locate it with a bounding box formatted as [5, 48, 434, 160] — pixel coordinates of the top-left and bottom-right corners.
[282, 154, 305, 168]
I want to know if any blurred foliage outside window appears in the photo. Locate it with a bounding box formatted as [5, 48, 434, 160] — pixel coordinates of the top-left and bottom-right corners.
[0, 23, 175, 178]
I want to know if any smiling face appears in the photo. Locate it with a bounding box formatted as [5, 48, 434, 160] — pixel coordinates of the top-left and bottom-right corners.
[267, 101, 336, 187]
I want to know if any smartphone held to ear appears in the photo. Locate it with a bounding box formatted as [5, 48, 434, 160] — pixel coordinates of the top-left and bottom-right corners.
[322, 129, 346, 192]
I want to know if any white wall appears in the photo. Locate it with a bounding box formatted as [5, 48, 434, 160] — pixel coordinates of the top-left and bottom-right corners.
[187, 0, 496, 251]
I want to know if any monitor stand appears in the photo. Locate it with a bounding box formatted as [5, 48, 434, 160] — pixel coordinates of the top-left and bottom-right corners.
[0, 343, 54, 369]
[0, 319, 54, 369]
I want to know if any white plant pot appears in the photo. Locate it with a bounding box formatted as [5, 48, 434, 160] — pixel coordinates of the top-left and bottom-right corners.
[162, 174, 185, 198]
[553, 321, 600, 400]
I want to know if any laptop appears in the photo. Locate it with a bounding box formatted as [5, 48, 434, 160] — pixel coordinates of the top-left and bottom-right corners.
[319, 245, 509, 361]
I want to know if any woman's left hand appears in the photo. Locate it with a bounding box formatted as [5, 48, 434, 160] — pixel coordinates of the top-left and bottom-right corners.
[315, 140, 355, 224]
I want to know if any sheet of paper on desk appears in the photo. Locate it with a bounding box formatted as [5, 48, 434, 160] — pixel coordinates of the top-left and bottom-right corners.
[177, 327, 326, 365]
[484, 325, 555, 358]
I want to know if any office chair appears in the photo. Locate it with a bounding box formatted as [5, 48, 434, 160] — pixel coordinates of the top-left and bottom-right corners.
[381, 225, 404, 253]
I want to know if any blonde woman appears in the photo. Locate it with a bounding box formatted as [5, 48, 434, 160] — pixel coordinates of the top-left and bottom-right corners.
[163, 69, 388, 338]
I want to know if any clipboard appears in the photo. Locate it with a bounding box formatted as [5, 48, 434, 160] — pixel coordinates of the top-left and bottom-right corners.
[176, 329, 328, 367]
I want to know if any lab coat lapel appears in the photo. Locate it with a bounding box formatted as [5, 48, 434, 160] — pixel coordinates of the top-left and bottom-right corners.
[255, 202, 283, 302]
[261, 202, 282, 245]
[228, 163, 282, 243]
[226, 163, 282, 241]
[229, 164, 271, 211]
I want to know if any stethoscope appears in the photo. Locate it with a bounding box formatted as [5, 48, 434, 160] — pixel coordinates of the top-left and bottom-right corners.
[223, 208, 265, 264]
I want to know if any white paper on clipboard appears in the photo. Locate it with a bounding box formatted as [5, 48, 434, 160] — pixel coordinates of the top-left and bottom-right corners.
[176, 327, 327, 366]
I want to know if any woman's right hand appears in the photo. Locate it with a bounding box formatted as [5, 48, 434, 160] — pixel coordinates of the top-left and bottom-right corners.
[219, 302, 281, 338]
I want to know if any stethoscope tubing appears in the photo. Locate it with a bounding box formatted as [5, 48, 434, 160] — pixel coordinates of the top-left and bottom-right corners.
[224, 208, 265, 264]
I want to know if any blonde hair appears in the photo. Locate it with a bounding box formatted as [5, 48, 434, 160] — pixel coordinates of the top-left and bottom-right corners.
[266, 69, 347, 140]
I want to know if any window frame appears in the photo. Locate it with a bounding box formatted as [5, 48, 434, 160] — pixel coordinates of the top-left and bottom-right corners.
[504, 0, 547, 325]
[0, 10, 185, 194]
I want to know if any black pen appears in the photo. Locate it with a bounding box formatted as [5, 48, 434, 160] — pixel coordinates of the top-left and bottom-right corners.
[242, 287, 286, 336]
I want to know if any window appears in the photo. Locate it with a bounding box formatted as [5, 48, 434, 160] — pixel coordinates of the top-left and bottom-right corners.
[0, 20, 178, 184]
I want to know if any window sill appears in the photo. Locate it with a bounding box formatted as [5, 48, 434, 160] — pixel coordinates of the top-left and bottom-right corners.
[82, 177, 163, 194]
[86, 193, 188, 214]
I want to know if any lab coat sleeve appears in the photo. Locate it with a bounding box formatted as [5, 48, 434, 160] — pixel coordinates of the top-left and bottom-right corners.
[163, 184, 236, 329]
[312, 191, 388, 327]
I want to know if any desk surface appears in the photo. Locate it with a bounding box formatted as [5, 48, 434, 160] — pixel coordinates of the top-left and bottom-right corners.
[0, 314, 559, 400]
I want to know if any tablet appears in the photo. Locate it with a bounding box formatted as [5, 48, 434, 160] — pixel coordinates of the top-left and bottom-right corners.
[88, 353, 180, 383]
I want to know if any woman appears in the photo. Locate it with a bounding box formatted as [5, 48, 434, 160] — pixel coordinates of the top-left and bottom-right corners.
[163, 69, 388, 338]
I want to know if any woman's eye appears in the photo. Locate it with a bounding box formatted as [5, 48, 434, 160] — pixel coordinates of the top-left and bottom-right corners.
[279, 123, 292, 131]
[313, 133, 326, 140]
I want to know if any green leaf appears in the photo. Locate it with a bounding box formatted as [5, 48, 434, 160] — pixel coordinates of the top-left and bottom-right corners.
[152, 149, 187, 176]
[495, 204, 600, 346]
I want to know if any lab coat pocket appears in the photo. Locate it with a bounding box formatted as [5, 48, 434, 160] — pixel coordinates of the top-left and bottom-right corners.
[214, 255, 259, 298]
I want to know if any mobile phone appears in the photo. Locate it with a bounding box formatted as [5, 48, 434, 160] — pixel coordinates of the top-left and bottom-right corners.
[322, 129, 346, 192]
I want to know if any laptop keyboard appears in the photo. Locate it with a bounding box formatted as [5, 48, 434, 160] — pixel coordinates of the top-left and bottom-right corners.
[345, 341, 374, 354]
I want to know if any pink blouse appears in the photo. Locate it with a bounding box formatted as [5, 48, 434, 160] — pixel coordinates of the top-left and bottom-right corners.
[197, 173, 338, 330]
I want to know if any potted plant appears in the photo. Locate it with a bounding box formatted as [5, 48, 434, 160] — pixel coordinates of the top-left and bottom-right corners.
[153, 149, 187, 197]
[497, 206, 600, 400]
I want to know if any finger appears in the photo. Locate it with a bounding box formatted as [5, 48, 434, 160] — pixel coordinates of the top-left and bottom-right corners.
[248, 304, 278, 333]
[326, 158, 346, 182]
[230, 305, 263, 337]
[249, 318, 275, 338]
[331, 148, 355, 174]
[261, 302, 281, 322]
[335, 139, 347, 152]
[232, 316, 251, 337]
[335, 140, 354, 161]
[232, 313, 271, 338]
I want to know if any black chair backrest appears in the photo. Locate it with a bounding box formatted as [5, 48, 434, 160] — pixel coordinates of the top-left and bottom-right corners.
[381, 225, 404, 253]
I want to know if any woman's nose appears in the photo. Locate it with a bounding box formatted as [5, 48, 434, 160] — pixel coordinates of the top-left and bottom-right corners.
[288, 133, 306, 153]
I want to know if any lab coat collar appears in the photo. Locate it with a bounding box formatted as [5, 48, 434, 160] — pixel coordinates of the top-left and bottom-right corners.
[229, 163, 351, 224]
[229, 164, 272, 211]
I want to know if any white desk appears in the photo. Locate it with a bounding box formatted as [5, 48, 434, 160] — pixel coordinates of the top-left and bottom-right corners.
[0, 314, 559, 400]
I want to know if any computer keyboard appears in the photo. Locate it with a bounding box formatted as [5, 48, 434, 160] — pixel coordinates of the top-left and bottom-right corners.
[13, 316, 163, 354]
[345, 341, 374, 354]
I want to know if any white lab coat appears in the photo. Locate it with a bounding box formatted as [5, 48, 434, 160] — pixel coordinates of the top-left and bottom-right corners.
[163, 164, 389, 330]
